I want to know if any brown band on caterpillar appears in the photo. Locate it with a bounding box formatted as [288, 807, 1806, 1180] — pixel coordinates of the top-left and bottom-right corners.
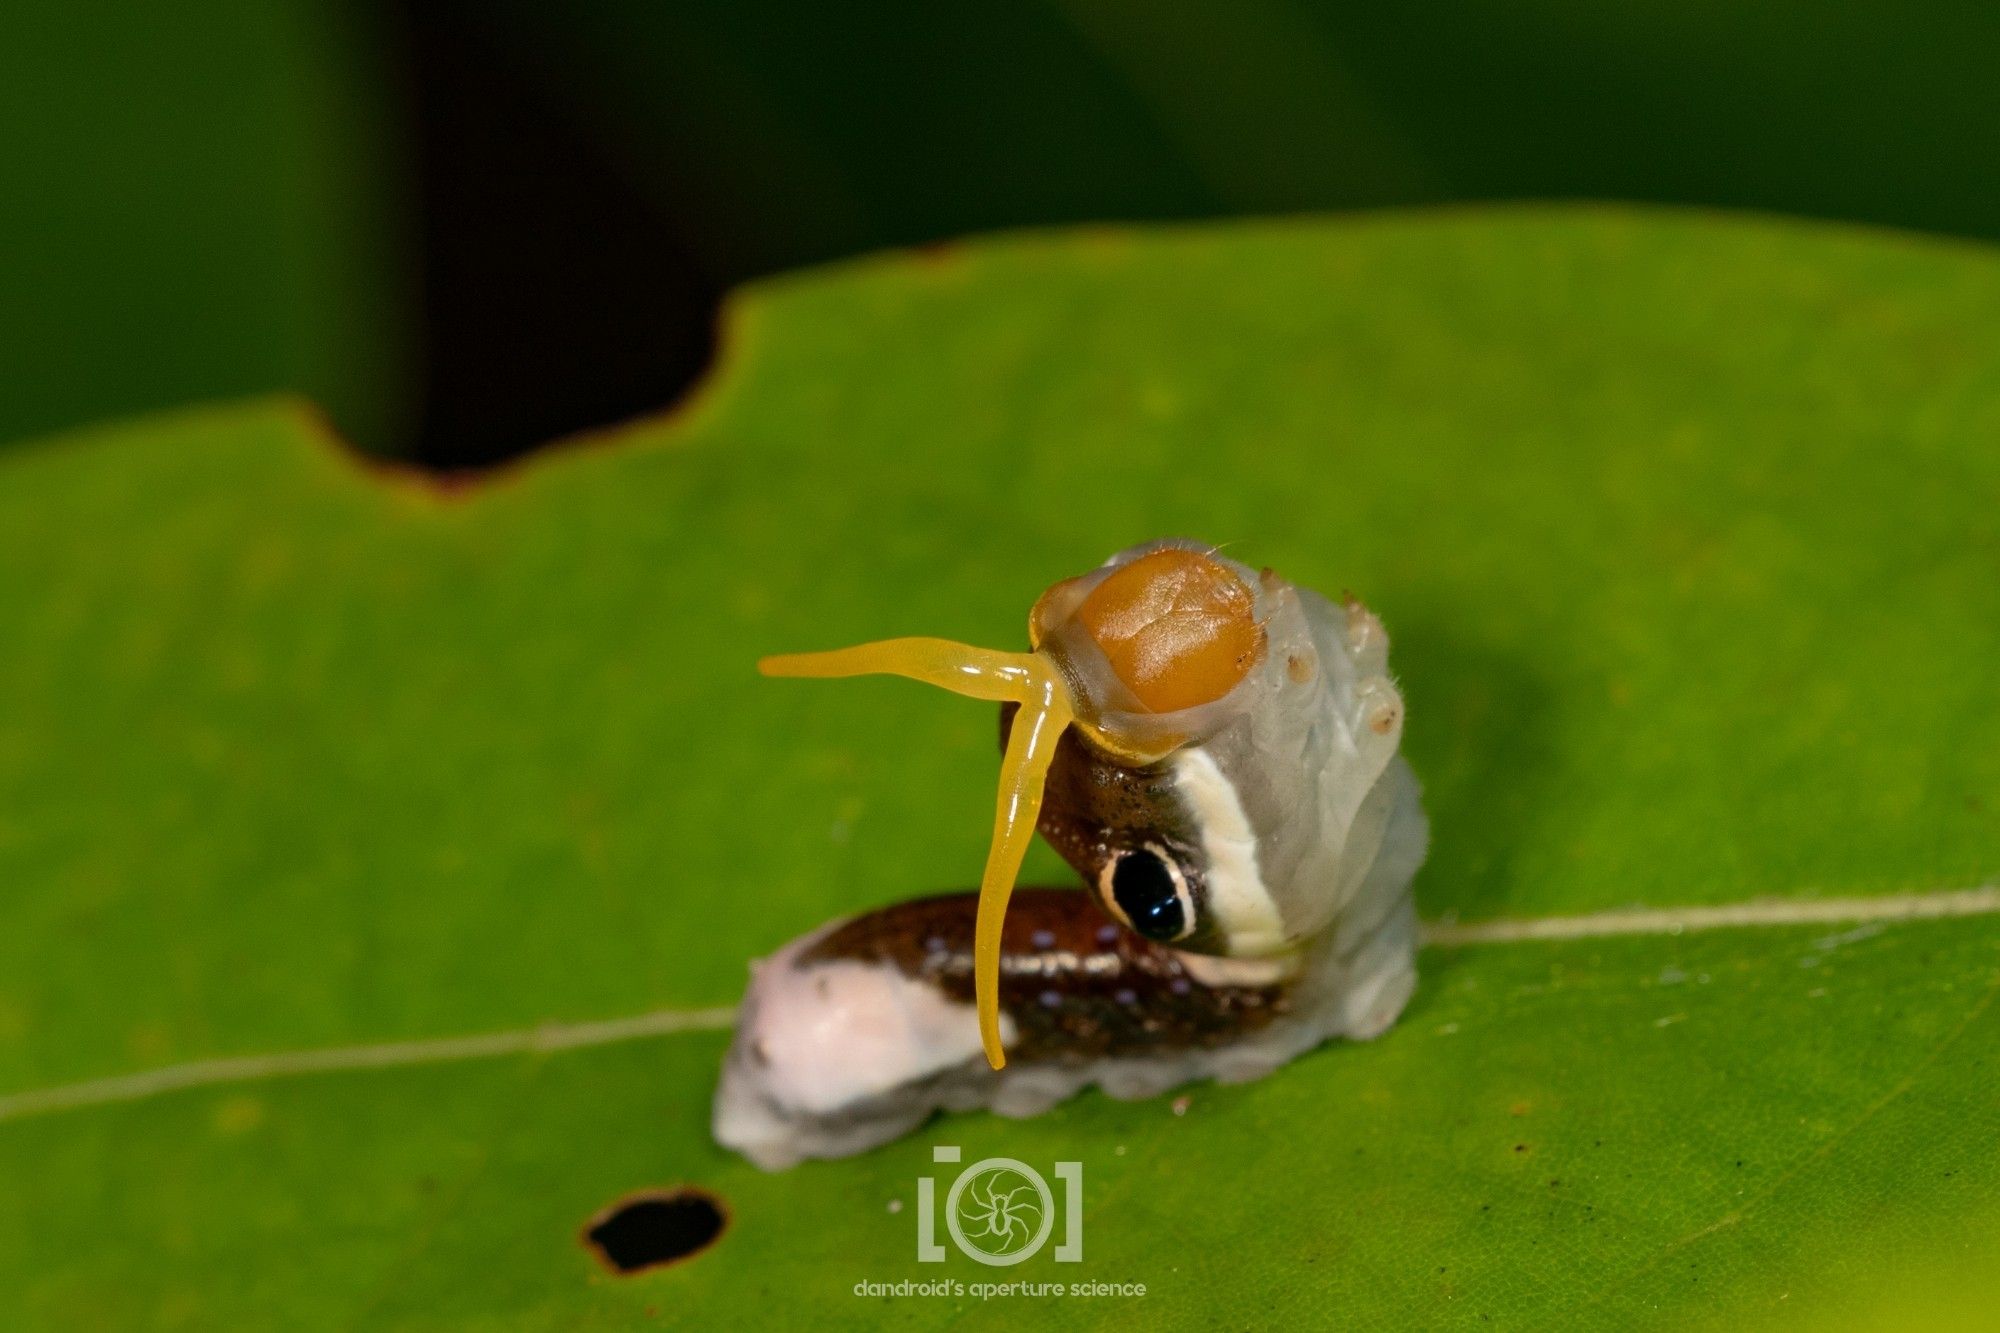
[802, 889, 1289, 1062]
[999, 703, 1234, 957]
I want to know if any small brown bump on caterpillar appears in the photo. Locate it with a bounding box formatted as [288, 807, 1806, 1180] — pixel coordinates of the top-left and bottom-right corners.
[715, 539, 1428, 1170]
[1342, 591, 1385, 654]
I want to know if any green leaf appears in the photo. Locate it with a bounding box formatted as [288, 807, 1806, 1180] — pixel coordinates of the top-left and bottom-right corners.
[3, 208, 1996, 1327]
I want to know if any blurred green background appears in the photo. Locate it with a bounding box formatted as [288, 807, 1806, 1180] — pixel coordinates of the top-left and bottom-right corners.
[7, 0, 2000, 467]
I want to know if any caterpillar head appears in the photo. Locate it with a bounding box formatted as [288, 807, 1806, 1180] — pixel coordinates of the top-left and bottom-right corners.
[761, 539, 1406, 1067]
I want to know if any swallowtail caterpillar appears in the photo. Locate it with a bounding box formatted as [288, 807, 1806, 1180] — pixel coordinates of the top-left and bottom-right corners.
[713, 540, 1428, 1170]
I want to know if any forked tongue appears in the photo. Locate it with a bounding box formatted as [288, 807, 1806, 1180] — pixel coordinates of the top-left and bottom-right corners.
[759, 638, 1077, 1069]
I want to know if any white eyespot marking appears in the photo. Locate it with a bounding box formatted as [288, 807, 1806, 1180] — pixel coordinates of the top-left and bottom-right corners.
[1170, 747, 1288, 956]
[1097, 842, 1196, 943]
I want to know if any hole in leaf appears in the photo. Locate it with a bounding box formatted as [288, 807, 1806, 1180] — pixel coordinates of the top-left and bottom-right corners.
[583, 1188, 727, 1275]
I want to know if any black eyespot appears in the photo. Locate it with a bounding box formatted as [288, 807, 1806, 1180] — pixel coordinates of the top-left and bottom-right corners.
[1110, 849, 1188, 942]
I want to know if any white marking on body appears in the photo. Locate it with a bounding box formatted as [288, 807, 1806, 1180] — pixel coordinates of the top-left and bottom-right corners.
[1171, 746, 1289, 956]
[1175, 951, 1301, 988]
[726, 935, 1013, 1118]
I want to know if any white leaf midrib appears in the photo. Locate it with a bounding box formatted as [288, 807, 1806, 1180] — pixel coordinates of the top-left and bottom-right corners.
[3, 885, 1994, 1125]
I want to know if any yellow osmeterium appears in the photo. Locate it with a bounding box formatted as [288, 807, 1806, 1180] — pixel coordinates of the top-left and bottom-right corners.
[760, 552, 1261, 1071]
[760, 638, 1076, 1069]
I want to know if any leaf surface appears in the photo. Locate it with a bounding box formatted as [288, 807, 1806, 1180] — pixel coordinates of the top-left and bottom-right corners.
[2, 209, 1996, 1327]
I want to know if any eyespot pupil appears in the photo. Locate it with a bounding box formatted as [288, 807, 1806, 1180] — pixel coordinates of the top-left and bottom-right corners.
[1111, 851, 1186, 941]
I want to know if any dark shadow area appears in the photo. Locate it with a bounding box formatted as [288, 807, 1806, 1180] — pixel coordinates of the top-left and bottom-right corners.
[13, 3, 2000, 463]
[583, 1188, 728, 1274]
[390, 5, 723, 470]
[343, 2, 2000, 471]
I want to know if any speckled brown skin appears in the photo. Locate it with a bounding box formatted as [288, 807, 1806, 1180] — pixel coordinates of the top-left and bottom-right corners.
[801, 889, 1289, 1062]
[999, 703, 1234, 955]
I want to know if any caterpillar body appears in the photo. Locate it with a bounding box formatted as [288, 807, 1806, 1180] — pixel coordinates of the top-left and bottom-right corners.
[714, 540, 1427, 1170]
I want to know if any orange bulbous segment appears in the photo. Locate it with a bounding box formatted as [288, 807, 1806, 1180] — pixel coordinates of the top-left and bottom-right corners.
[1073, 548, 1264, 713]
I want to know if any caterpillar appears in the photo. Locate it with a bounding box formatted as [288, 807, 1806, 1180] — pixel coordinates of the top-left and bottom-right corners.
[713, 539, 1428, 1170]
